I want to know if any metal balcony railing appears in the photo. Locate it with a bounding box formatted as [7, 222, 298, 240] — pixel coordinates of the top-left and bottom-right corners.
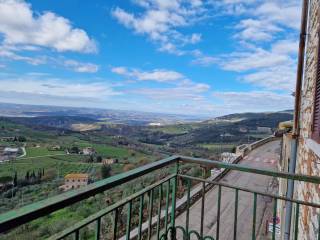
[0, 155, 320, 240]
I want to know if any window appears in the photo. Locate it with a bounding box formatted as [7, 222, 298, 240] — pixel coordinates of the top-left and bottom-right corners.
[312, 32, 320, 143]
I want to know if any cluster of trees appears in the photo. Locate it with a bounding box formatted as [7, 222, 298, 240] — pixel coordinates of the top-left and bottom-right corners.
[100, 164, 111, 178]
[1, 136, 26, 142]
[68, 146, 80, 154]
[24, 168, 45, 183]
[86, 155, 103, 163]
[15, 136, 27, 142]
[0, 169, 45, 198]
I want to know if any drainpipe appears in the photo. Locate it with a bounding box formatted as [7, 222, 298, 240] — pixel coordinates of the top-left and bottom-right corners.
[284, 0, 309, 239]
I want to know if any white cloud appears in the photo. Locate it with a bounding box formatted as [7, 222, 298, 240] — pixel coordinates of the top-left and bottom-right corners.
[130, 78, 210, 103]
[111, 67, 184, 82]
[0, 45, 47, 65]
[191, 55, 217, 66]
[235, 18, 281, 41]
[140, 99, 216, 116]
[112, 66, 211, 112]
[111, 0, 205, 54]
[271, 39, 299, 55]
[130, 88, 294, 116]
[222, 0, 255, 3]
[158, 42, 185, 55]
[0, 43, 100, 73]
[220, 39, 298, 91]
[255, 2, 301, 30]
[190, 33, 202, 44]
[111, 67, 127, 75]
[206, 0, 301, 95]
[132, 86, 206, 101]
[26, 72, 50, 76]
[221, 47, 292, 72]
[242, 65, 296, 92]
[213, 91, 294, 113]
[0, 78, 119, 99]
[63, 60, 99, 73]
[228, 1, 300, 43]
[137, 70, 184, 82]
[110, 65, 213, 114]
[0, 0, 97, 53]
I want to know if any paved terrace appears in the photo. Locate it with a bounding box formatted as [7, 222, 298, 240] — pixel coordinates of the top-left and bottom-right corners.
[175, 140, 280, 240]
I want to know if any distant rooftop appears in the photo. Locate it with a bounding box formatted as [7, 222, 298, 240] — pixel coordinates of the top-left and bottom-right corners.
[64, 173, 88, 179]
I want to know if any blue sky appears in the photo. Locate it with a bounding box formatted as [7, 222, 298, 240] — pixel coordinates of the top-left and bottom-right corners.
[0, 0, 301, 116]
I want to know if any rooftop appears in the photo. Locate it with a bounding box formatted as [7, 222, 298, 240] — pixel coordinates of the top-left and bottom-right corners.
[64, 173, 89, 179]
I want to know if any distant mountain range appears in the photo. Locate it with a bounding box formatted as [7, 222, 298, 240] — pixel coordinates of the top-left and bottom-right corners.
[0, 102, 293, 130]
[166, 110, 293, 145]
[213, 110, 293, 121]
[0, 102, 293, 148]
[0, 102, 203, 125]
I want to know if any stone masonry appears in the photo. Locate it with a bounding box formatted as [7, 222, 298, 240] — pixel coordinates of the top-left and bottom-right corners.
[295, 1, 320, 239]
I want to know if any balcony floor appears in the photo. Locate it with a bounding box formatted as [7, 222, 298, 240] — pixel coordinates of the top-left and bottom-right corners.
[175, 140, 280, 240]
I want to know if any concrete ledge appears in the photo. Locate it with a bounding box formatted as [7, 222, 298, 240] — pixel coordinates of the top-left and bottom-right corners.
[236, 135, 279, 157]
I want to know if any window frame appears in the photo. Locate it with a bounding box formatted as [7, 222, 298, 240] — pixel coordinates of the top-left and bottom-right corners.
[312, 27, 320, 143]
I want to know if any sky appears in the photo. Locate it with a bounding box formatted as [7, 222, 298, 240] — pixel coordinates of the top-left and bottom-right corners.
[0, 0, 301, 117]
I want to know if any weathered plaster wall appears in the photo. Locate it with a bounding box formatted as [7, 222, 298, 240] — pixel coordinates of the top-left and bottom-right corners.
[295, 1, 320, 239]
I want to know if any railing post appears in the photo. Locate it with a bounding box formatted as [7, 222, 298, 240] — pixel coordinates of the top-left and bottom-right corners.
[216, 185, 221, 240]
[252, 193, 257, 240]
[138, 195, 144, 240]
[126, 201, 132, 240]
[294, 203, 300, 240]
[233, 189, 239, 240]
[147, 190, 154, 240]
[186, 179, 191, 239]
[113, 209, 119, 240]
[74, 229, 80, 240]
[156, 184, 163, 240]
[170, 161, 179, 239]
[272, 198, 278, 240]
[200, 181, 205, 238]
[95, 217, 101, 240]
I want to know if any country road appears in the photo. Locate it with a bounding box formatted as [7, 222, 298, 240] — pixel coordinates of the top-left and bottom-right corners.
[175, 140, 280, 240]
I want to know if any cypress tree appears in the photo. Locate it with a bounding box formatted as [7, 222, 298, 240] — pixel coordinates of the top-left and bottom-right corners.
[31, 170, 36, 180]
[13, 171, 17, 187]
[25, 171, 30, 181]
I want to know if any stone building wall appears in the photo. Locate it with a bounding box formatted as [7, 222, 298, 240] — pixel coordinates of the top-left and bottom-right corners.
[295, 1, 320, 239]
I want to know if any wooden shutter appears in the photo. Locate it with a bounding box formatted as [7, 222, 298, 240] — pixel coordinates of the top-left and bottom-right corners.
[312, 34, 320, 142]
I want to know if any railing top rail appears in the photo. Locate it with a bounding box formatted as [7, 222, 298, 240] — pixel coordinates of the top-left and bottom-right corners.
[180, 156, 320, 184]
[0, 155, 179, 233]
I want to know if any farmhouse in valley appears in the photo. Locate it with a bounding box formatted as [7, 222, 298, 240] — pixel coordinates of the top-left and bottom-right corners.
[59, 173, 89, 191]
[81, 147, 96, 155]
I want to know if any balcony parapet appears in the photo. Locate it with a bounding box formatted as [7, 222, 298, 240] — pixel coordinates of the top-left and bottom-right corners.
[0, 138, 319, 239]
